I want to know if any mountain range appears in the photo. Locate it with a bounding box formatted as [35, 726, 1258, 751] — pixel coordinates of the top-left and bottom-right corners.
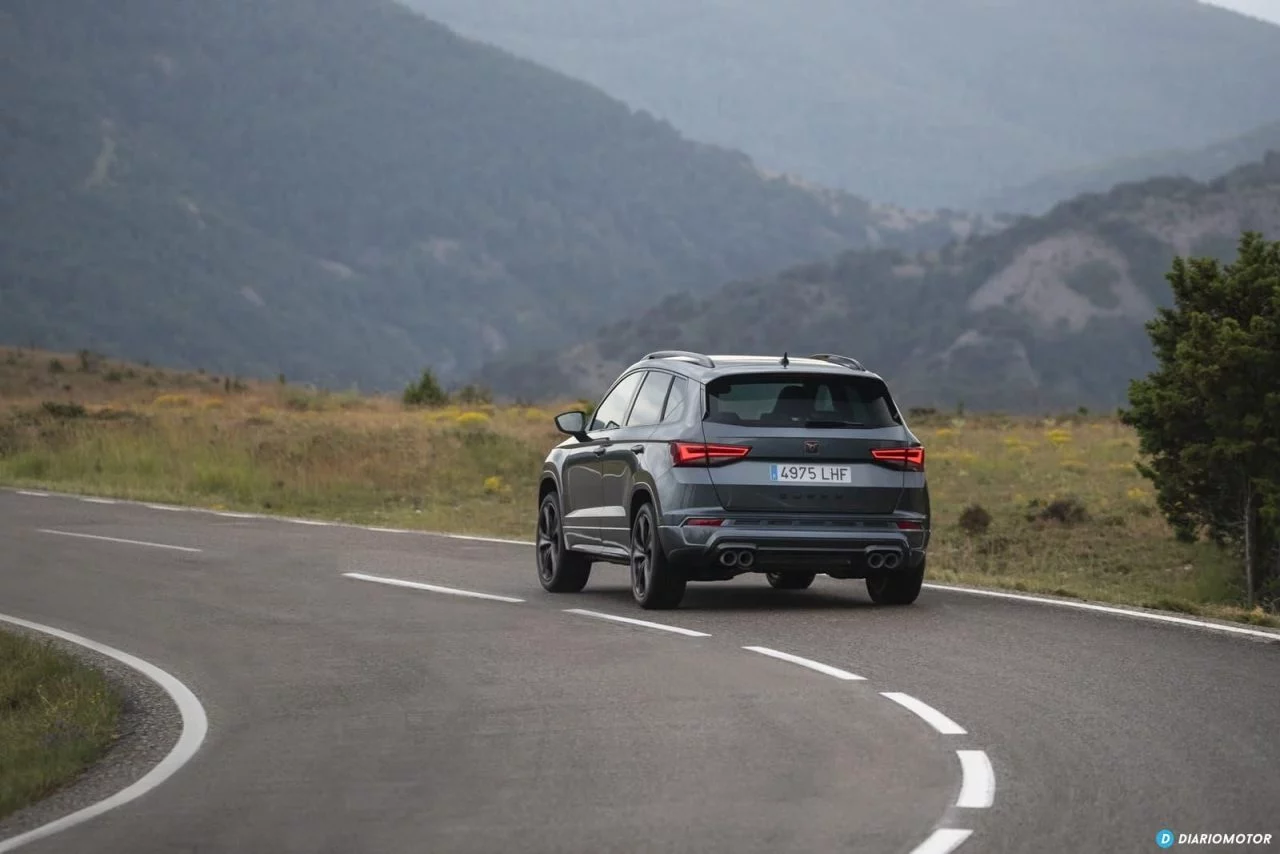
[403, 0, 1280, 209]
[0, 0, 995, 392]
[479, 154, 1280, 412]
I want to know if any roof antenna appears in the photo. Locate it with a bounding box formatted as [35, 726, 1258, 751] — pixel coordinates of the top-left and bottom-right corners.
[781, 351, 789, 367]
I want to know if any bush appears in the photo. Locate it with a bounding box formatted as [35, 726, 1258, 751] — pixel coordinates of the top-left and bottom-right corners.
[403, 369, 448, 407]
[42, 401, 87, 419]
[48, 359, 65, 374]
[1026, 496, 1089, 526]
[958, 504, 993, 536]
[452, 384, 492, 406]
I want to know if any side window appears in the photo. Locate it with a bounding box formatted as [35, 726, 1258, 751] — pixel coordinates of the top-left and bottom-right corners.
[661, 376, 688, 423]
[589, 371, 644, 432]
[627, 371, 673, 427]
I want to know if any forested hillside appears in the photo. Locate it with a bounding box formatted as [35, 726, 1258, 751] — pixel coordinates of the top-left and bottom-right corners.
[979, 119, 1280, 215]
[406, 0, 1280, 209]
[0, 0, 995, 390]
[479, 154, 1280, 412]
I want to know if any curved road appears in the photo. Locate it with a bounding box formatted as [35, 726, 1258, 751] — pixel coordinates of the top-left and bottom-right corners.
[1, 491, 1277, 853]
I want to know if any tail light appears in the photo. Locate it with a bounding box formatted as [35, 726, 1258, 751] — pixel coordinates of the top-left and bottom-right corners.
[895, 520, 924, 530]
[671, 441, 751, 467]
[871, 446, 925, 471]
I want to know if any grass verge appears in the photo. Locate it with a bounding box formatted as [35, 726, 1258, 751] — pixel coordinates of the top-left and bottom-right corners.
[0, 628, 122, 822]
[1, 345, 1276, 628]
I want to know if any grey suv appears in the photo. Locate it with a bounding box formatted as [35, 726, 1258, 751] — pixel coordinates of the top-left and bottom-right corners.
[535, 351, 930, 610]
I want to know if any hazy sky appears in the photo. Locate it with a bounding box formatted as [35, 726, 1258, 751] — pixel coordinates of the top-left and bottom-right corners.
[1202, 0, 1280, 24]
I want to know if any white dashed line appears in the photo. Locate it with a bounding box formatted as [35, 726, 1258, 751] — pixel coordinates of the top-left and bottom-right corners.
[955, 750, 995, 808]
[880, 692, 967, 735]
[11, 489, 1280, 645]
[908, 828, 974, 854]
[342, 572, 525, 603]
[37, 529, 203, 554]
[742, 646, 865, 681]
[564, 608, 710, 638]
[0, 613, 209, 854]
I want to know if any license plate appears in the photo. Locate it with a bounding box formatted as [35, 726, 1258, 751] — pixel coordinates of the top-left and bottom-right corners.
[769, 464, 853, 484]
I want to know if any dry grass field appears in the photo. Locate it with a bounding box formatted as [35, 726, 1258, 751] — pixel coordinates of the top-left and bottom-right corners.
[1, 346, 1273, 626]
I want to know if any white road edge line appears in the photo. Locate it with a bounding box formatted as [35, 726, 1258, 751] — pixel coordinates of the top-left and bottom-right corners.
[37, 529, 203, 554]
[80, 497, 118, 505]
[15, 490, 48, 497]
[955, 750, 995, 808]
[11, 488, 1280, 645]
[342, 572, 525, 603]
[564, 608, 710, 638]
[0, 614, 209, 854]
[908, 828, 974, 854]
[881, 692, 967, 735]
[922, 582, 1280, 642]
[742, 646, 865, 681]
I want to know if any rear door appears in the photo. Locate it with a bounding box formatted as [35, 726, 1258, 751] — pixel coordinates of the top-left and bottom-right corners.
[698, 372, 914, 514]
[597, 369, 675, 550]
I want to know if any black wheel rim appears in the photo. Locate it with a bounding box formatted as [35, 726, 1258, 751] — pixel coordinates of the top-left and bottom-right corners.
[631, 511, 652, 599]
[536, 501, 559, 583]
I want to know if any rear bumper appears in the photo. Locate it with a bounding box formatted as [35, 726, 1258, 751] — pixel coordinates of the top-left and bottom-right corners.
[658, 520, 928, 580]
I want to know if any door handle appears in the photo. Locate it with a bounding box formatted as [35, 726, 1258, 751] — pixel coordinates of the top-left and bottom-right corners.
[630, 445, 645, 454]
[593, 445, 608, 456]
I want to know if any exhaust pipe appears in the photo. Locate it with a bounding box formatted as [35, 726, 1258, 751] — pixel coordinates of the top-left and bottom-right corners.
[737, 550, 755, 569]
[866, 551, 886, 570]
[719, 550, 739, 567]
[882, 551, 902, 570]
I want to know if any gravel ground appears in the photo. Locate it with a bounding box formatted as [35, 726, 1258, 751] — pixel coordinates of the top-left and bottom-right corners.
[0, 626, 182, 843]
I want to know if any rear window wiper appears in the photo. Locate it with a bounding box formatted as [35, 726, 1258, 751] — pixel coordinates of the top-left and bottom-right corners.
[804, 419, 866, 428]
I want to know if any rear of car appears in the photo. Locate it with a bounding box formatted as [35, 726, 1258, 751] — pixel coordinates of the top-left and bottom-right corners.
[658, 362, 929, 591]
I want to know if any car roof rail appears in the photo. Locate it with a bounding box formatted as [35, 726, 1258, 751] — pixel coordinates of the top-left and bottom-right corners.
[808, 353, 866, 371]
[644, 350, 716, 368]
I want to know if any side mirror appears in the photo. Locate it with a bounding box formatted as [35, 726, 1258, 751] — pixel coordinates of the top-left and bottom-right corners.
[555, 410, 590, 440]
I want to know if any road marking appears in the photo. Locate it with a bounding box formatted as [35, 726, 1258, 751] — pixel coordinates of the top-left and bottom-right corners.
[212, 511, 260, 519]
[565, 608, 710, 638]
[908, 828, 974, 854]
[16, 490, 48, 497]
[955, 750, 995, 808]
[742, 646, 865, 680]
[923, 582, 1280, 643]
[285, 518, 331, 526]
[342, 572, 525, 603]
[881, 692, 967, 735]
[80, 497, 117, 505]
[14, 488, 1280, 645]
[37, 529, 202, 554]
[0, 614, 209, 854]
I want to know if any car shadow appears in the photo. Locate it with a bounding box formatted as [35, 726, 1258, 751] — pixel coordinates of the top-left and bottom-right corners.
[576, 581, 877, 612]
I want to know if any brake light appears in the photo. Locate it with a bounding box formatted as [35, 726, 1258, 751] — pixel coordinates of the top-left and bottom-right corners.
[895, 520, 924, 530]
[871, 446, 925, 471]
[671, 441, 751, 467]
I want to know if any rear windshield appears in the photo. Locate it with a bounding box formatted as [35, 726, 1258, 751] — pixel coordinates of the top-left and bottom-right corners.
[704, 373, 901, 429]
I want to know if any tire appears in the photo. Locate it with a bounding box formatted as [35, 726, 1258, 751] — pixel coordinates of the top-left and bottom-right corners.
[629, 502, 686, 610]
[536, 492, 591, 593]
[766, 571, 816, 590]
[865, 558, 925, 605]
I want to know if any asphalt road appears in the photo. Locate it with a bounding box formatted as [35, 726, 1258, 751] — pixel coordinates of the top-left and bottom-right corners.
[1, 491, 1278, 854]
